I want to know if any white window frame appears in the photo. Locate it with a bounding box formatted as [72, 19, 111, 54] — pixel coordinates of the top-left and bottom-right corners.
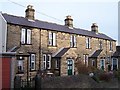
[112, 58, 118, 70]
[30, 54, 36, 70]
[47, 54, 51, 69]
[17, 60, 24, 72]
[70, 35, 77, 47]
[99, 40, 102, 49]
[86, 37, 90, 49]
[21, 28, 26, 44]
[83, 54, 89, 66]
[43, 54, 46, 69]
[27, 29, 31, 44]
[48, 32, 56, 46]
[21, 28, 31, 44]
[109, 41, 113, 51]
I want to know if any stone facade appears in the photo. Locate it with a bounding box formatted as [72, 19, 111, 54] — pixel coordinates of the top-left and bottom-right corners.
[1, 5, 117, 79]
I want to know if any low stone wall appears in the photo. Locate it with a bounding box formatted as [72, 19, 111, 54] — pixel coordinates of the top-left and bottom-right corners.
[41, 74, 119, 88]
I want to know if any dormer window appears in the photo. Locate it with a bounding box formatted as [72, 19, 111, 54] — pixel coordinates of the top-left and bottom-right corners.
[21, 28, 31, 45]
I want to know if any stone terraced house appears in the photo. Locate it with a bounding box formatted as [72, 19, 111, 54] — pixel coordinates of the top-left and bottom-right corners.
[0, 5, 118, 80]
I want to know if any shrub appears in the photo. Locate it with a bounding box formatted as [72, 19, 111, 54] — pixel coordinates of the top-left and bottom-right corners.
[99, 72, 113, 82]
[113, 69, 120, 81]
[76, 60, 91, 74]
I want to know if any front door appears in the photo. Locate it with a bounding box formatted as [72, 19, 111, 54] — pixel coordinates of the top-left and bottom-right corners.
[112, 58, 118, 71]
[100, 59, 105, 70]
[67, 59, 74, 75]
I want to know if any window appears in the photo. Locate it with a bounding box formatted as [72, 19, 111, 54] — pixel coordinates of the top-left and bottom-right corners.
[83, 54, 89, 66]
[86, 37, 90, 49]
[47, 54, 51, 69]
[70, 35, 77, 47]
[99, 40, 102, 49]
[55, 59, 59, 69]
[100, 59, 105, 70]
[48, 32, 56, 46]
[17, 56, 24, 73]
[109, 41, 113, 51]
[107, 56, 110, 64]
[112, 58, 118, 71]
[21, 28, 31, 44]
[43, 54, 46, 69]
[29, 54, 36, 71]
[92, 60, 95, 67]
[42, 54, 51, 70]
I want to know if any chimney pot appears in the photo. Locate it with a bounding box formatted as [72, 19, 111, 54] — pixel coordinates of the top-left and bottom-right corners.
[25, 5, 35, 20]
[116, 46, 120, 52]
[91, 23, 98, 33]
[64, 15, 73, 28]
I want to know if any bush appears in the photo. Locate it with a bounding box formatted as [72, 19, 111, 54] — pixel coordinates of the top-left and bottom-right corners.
[76, 60, 99, 75]
[99, 72, 113, 82]
[113, 69, 120, 81]
[76, 60, 91, 74]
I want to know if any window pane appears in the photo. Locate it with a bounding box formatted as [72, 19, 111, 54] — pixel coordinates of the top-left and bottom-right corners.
[31, 54, 35, 61]
[88, 38, 90, 48]
[17, 60, 23, 72]
[99, 40, 102, 49]
[49, 32, 52, 45]
[86, 38, 90, 48]
[56, 59, 59, 69]
[30, 54, 35, 70]
[53, 33, 56, 46]
[43, 54, 46, 69]
[47, 55, 51, 69]
[70, 35, 73, 47]
[86, 38, 88, 48]
[21, 28, 26, 44]
[74, 35, 76, 47]
[27, 29, 31, 44]
[31, 62, 35, 70]
[110, 41, 112, 50]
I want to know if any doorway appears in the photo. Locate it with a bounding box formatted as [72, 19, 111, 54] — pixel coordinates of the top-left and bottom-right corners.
[67, 59, 74, 75]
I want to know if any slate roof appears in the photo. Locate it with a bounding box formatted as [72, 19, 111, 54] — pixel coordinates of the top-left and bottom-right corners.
[90, 49, 103, 58]
[2, 13, 115, 41]
[112, 46, 120, 57]
[53, 48, 70, 58]
[112, 52, 120, 57]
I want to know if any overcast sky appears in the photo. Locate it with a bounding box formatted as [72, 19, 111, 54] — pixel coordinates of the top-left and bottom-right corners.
[0, 0, 119, 45]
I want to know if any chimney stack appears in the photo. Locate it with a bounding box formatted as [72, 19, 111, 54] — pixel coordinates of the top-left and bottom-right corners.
[25, 5, 35, 20]
[91, 23, 98, 33]
[116, 46, 120, 52]
[64, 15, 73, 28]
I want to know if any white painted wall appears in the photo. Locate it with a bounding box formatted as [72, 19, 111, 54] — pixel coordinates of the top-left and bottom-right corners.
[0, 12, 7, 53]
[118, 1, 120, 46]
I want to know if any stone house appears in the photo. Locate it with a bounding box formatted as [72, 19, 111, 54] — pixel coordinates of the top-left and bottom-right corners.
[112, 46, 120, 70]
[0, 5, 117, 79]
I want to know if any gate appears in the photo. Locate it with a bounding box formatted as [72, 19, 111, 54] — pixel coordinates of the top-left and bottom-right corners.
[14, 74, 41, 89]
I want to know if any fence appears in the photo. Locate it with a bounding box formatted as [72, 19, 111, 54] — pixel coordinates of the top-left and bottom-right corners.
[14, 74, 41, 90]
